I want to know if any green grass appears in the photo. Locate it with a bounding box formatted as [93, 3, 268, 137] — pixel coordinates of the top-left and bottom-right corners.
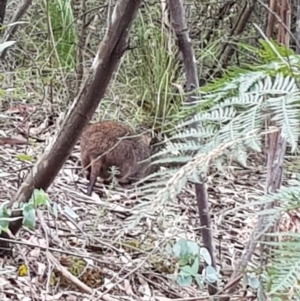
[115, 7, 185, 131]
[46, 0, 77, 70]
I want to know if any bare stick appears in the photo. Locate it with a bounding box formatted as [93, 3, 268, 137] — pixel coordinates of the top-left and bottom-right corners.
[168, 0, 218, 294]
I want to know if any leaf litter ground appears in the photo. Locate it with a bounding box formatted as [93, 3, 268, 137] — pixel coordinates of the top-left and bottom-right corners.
[0, 103, 297, 301]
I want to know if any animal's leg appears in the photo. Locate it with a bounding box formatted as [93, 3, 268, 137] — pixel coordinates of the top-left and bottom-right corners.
[86, 166, 91, 181]
[117, 165, 132, 185]
[87, 158, 102, 196]
[81, 154, 91, 181]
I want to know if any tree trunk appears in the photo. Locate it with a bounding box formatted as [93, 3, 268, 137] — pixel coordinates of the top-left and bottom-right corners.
[0, 0, 7, 27]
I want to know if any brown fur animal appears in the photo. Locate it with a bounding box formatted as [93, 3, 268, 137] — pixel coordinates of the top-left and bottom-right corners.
[80, 120, 152, 195]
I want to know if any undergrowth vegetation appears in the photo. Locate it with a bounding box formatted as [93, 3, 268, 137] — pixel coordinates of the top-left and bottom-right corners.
[2, 0, 300, 300]
[46, 0, 77, 69]
[2, 1, 188, 130]
[117, 8, 183, 129]
[133, 39, 300, 298]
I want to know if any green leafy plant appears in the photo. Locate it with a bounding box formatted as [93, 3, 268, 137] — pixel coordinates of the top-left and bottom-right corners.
[116, 5, 182, 130]
[0, 189, 50, 233]
[136, 41, 300, 203]
[0, 204, 12, 232]
[46, 0, 77, 69]
[172, 238, 218, 288]
[0, 188, 79, 234]
[22, 188, 51, 230]
[16, 154, 34, 162]
[121, 39, 300, 299]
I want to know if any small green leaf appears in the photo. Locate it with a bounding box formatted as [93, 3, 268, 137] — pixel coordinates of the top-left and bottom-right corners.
[173, 238, 188, 257]
[16, 154, 34, 162]
[248, 273, 260, 289]
[200, 247, 212, 265]
[0, 203, 11, 216]
[194, 274, 204, 288]
[190, 256, 199, 275]
[165, 243, 173, 254]
[178, 238, 189, 250]
[63, 205, 78, 219]
[30, 189, 49, 207]
[187, 241, 199, 255]
[0, 205, 11, 230]
[50, 203, 58, 218]
[242, 274, 248, 287]
[176, 275, 192, 287]
[180, 265, 193, 275]
[257, 286, 265, 301]
[0, 218, 9, 230]
[178, 256, 189, 266]
[23, 204, 35, 230]
[205, 265, 218, 283]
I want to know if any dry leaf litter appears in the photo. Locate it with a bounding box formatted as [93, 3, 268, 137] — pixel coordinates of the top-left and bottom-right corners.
[0, 102, 299, 301]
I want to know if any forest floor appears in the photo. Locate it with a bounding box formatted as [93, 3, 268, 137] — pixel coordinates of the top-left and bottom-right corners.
[0, 102, 298, 301]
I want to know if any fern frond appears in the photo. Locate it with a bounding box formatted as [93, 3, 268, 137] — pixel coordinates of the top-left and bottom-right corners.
[147, 129, 263, 211]
[126, 50, 300, 243]
[141, 63, 300, 211]
[201, 72, 300, 152]
[266, 239, 300, 298]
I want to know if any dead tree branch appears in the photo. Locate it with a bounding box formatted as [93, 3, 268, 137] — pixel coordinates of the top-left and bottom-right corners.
[297, 0, 300, 53]
[218, 0, 257, 70]
[0, 0, 7, 28]
[266, 0, 277, 38]
[0, 0, 32, 59]
[168, 0, 218, 295]
[203, 1, 236, 48]
[277, 0, 291, 46]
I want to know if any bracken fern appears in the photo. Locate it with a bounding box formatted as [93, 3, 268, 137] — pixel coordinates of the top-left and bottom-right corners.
[123, 41, 300, 298]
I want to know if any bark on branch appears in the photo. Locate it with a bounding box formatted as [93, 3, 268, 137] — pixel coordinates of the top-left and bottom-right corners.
[208, 0, 256, 78]
[168, 0, 218, 295]
[0, 0, 32, 59]
[0, 0, 7, 27]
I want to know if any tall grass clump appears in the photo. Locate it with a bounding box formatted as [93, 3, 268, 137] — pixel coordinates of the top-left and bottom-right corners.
[46, 0, 77, 70]
[116, 4, 184, 131]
